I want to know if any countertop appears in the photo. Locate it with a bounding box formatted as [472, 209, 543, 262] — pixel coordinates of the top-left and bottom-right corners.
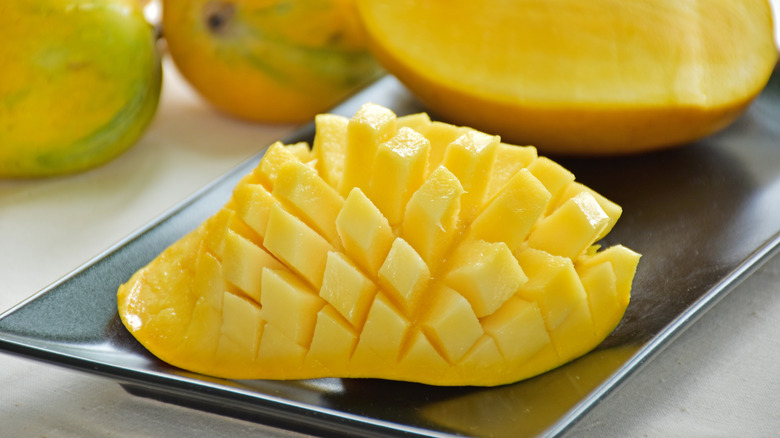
[2, 59, 779, 438]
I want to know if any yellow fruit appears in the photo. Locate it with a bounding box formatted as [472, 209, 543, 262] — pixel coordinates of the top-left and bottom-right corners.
[117, 103, 640, 386]
[162, 0, 384, 123]
[355, 0, 779, 155]
[0, 0, 162, 178]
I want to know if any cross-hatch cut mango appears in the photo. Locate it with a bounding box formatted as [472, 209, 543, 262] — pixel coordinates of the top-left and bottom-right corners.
[117, 103, 640, 386]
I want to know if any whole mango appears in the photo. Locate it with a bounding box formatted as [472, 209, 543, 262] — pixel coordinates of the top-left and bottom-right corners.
[0, 0, 162, 177]
[161, 0, 384, 123]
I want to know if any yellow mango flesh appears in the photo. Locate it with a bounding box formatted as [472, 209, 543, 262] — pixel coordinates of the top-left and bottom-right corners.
[355, 0, 778, 155]
[118, 103, 640, 386]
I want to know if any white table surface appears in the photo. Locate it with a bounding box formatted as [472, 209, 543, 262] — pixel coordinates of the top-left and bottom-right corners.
[2, 57, 780, 438]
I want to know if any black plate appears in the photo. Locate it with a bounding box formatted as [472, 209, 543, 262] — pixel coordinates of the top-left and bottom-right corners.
[1, 72, 780, 438]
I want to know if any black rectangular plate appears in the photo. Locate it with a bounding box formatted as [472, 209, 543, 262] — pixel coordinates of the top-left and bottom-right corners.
[1, 72, 780, 438]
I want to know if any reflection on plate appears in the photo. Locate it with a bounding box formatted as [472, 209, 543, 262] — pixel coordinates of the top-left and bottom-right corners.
[1, 73, 780, 437]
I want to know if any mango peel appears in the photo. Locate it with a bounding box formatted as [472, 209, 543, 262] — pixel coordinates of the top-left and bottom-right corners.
[161, 0, 384, 123]
[117, 103, 640, 386]
[0, 0, 162, 177]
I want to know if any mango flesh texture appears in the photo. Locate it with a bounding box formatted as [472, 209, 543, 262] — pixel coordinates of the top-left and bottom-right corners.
[117, 103, 641, 386]
[355, 0, 778, 155]
[162, 0, 384, 123]
[0, 0, 162, 177]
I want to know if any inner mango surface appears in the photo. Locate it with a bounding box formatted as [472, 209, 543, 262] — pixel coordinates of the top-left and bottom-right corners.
[117, 103, 640, 386]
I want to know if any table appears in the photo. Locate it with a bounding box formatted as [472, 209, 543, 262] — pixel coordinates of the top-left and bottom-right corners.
[2, 59, 779, 438]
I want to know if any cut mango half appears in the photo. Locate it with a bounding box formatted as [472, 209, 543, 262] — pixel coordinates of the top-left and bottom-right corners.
[117, 103, 640, 386]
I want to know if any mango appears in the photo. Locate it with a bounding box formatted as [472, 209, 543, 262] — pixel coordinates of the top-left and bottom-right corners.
[161, 0, 384, 123]
[355, 0, 778, 155]
[0, 0, 162, 178]
[117, 103, 640, 386]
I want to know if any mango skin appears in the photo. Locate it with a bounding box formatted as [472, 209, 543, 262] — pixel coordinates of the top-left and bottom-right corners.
[0, 0, 162, 178]
[161, 0, 384, 123]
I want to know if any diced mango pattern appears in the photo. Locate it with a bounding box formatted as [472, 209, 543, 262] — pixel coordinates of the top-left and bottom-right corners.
[117, 103, 640, 386]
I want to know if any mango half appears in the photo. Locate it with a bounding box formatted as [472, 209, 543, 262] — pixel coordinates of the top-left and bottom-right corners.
[117, 103, 640, 386]
[356, 0, 778, 155]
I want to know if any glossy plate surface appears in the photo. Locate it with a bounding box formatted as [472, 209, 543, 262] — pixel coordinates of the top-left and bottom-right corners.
[1, 72, 780, 438]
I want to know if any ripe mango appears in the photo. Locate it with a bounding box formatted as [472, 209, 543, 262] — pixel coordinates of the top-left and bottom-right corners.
[161, 0, 384, 123]
[355, 0, 778, 155]
[0, 0, 162, 178]
[117, 104, 640, 386]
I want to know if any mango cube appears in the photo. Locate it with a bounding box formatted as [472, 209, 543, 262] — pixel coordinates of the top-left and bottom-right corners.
[557, 182, 623, 240]
[256, 324, 307, 375]
[351, 294, 410, 368]
[424, 121, 468, 172]
[312, 113, 348, 189]
[306, 306, 358, 371]
[377, 237, 430, 314]
[335, 188, 395, 274]
[481, 296, 550, 363]
[527, 191, 610, 259]
[178, 249, 224, 364]
[397, 330, 453, 382]
[395, 112, 432, 134]
[401, 166, 463, 265]
[264, 204, 334, 289]
[254, 141, 302, 190]
[368, 127, 430, 225]
[421, 286, 484, 362]
[445, 238, 527, 317]
[442, 130, 500, 221]
[527, 156, 575, 213]
[221, 228, 283, 302]
[577, 261, 621, 340]
[319, 251, 376, 329]
[471, 168, 551, 253]
[232, 183, 278, 238]
[260, 268, 324, 348]
[577, 245, 641, 311]
[216, 292, 264, 365]
[486, 143, 538, 199]
[273, 159, 344, 244]
[340, 103, 396, 195]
